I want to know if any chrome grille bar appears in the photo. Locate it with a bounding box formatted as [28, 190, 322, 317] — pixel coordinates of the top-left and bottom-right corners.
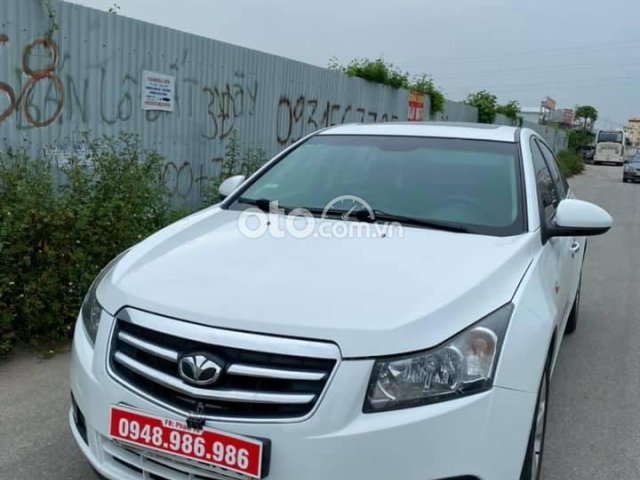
[118, 329, 329, 382]
[114, 352, 316, 405]
[108, 308, 340, 422]
[226, 364, 327, 381]
[118, 331, 179, 363]
[116, 307, 340, 359]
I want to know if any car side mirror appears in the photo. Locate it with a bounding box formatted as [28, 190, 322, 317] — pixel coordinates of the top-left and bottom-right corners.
[218, 175, 246, 200]
[549, 199, 612, 237]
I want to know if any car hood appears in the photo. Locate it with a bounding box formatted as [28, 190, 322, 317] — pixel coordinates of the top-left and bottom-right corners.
[99, 208, 536, 358]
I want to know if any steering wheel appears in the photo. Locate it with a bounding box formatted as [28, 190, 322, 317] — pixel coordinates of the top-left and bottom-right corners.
[430, 196, 489, 224]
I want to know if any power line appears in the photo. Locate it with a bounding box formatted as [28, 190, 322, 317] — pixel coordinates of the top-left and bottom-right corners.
[396, 38, 640, 68]
[400, 38, 640, 64]
[443, 73, 640, 91]
[431, 58, 640, 80]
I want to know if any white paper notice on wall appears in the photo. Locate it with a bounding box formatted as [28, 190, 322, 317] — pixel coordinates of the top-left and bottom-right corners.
[141, 70, 175, 112]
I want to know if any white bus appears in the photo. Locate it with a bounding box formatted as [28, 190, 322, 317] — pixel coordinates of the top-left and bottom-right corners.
[594, 129, 627, 165]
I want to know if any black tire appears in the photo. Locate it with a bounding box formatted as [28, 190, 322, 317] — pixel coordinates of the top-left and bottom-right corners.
[565, 277, 581, 334]
[520, 354, 551, 480]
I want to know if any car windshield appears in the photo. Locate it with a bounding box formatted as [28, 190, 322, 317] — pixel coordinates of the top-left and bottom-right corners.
[597, 131, 623, 143]
[231, 135, 524, 236]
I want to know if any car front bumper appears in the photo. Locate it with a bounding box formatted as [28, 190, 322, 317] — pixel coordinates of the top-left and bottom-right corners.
[69, 316, 537, 480]
[595, 157, 624, 164]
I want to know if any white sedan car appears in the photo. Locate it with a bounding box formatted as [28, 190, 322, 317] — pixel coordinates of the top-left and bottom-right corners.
[70, 123, 612, 480]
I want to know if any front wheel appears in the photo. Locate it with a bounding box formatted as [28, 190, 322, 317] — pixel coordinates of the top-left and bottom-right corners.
[520, 355, 550, 480]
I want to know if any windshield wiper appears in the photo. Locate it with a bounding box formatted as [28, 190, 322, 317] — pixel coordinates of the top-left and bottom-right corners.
[278, 205, 474, 234]
[350, 209, 474, 234]
[283, 206, 350, 218]
[237, 197, 272, 212]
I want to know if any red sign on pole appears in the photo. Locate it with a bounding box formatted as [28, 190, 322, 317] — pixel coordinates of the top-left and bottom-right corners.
[408, 92, 424, 122]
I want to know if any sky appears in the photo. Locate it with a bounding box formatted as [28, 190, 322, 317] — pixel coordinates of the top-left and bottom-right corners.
[67, 0, 640, 128]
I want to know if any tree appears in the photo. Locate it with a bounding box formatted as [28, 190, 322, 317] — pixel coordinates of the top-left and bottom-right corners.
[574, 105, 598, 131]
[464, 90, 498, 124]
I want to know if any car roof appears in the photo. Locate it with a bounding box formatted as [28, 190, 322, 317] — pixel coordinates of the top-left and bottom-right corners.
[318, 122, 520, 142]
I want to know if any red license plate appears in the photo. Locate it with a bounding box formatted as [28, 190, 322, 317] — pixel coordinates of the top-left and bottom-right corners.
[109, 406, 266, 478]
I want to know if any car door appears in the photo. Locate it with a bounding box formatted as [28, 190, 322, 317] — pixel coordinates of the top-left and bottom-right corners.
[529, 138, 573, 335]
[536, 139, 584, 305]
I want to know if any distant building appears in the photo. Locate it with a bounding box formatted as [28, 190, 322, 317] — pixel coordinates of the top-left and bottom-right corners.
[626, 118, 640, 145]
[521, 106, 573, 127]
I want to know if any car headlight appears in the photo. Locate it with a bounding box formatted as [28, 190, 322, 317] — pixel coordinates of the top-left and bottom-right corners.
[624, 165, 634, 172]
[364, 303, 513, 413]
[81, 251, 128, 345]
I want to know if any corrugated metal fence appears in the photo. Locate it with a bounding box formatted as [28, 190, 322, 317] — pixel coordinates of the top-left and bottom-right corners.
[0, 0, 566, 206]
[523, 121, 569, 152]
[0, 0, 413, 205]
[433, 99, 478, 123]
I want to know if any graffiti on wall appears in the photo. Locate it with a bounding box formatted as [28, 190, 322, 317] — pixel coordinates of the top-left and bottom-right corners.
[0, 36, 65, 127]
[160, 157, 225, 201]
[0, 0, 410, 207]
[203, 73, 259, 141]
[276, 95, 399, 145]
[0, 35, 262, 140]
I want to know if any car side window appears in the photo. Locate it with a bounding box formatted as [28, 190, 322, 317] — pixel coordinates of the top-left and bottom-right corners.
[536, 140, 568, 198]
[530, 138, 559, 220]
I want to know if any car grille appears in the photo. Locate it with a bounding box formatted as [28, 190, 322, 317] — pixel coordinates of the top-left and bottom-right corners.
[108, 308, 339, 422]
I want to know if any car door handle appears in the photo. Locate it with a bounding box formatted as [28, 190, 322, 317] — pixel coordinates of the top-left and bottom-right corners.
[570, 241, 581, 257]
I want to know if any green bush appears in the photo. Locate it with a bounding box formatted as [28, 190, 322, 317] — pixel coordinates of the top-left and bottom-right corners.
[567, 129, 594, 153]
[329, 58, 445, 115]
[496, 100, 523, 126]
[331, 57, 409, 89]
[201, 132, 267, 207]
[464, 90, 498, 124]
[557, 150, 585, 178]
[0, 149, 57, 356]
[410, 75, 445, 116]
[0, 134, 175, 357]
[465, 91, 523, 126]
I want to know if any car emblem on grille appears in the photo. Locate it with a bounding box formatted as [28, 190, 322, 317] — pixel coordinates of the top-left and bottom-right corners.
[178, 353, 223, 386]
